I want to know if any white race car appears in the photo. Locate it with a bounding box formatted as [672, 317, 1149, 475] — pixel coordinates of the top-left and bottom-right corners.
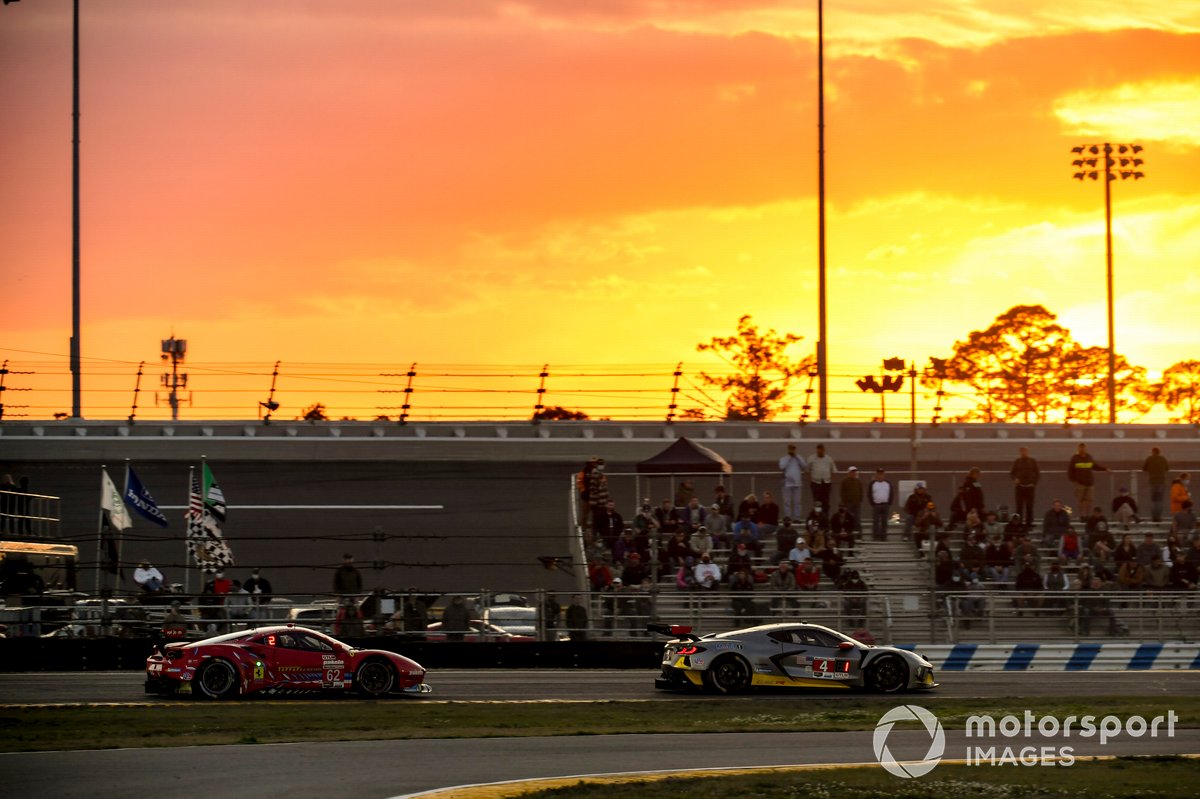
[650, 621, 937, 694]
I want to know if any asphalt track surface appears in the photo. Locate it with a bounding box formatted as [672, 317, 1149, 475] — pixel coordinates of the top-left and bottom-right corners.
[2, 670, 1198, 799]
[2, 669, 1200, 704]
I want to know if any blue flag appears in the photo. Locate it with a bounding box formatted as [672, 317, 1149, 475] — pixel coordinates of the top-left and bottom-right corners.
[123, 466, 169, 528]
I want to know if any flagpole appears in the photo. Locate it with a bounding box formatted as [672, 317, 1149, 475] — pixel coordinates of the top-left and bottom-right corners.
[185, 465, 194, 596]
[118, 459, 131, 594]
[95, 465, 106, 595]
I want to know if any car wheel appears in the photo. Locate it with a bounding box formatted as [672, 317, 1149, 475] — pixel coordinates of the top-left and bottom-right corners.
[866, 655, 909, 693]
[703, 655, 752, 694]
[356, 659, 395, 698]
[195, 658, 239, 700]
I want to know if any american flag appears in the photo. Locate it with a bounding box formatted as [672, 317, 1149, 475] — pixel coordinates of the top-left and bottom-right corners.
[186, 471, 234, 568]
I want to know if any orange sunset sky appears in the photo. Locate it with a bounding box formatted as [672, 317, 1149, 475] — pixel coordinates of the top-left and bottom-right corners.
[1, 1, 1198, 422]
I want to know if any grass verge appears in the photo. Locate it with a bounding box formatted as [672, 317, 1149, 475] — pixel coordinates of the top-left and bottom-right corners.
[514, 757, 1200, 799]
[0, 696, 1196, 752]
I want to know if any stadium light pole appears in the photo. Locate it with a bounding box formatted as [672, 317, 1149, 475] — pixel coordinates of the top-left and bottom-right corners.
[1071, 143, 1146, 425]
[816, 0, 829, 421]
[4, 0, 83, 418]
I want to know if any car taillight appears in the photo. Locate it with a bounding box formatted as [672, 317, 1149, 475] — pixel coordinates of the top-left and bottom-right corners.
[676, 646, 704, 656]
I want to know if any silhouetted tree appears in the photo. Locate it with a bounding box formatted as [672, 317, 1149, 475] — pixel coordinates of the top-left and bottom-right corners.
[924, 305, 1150, 423]
[300, 403, 329, 422]
[533, 406, 589, 421]
[1147, 360, 1200, 423]
[696, 315, 813, 421]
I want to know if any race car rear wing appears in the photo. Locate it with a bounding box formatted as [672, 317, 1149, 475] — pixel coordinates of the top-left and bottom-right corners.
[646, 622, 700, 641]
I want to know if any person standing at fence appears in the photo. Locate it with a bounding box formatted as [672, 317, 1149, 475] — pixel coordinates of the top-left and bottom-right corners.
[1068, 444, 1107, 519]
[1142, 448, 1170, 523]
[1170, 473, 1191, 515]
[334, 553, 363, 599]
[244, 568, 273, 619]
[778, 444, 806, 521]
[565, 594, 589, 641]
[1009, 447, 1040, 526]
[588, 458, 611, 535]
[869, 469, 893, 541]
[840, 467, 864, 532]
[806, 445, 837, 515]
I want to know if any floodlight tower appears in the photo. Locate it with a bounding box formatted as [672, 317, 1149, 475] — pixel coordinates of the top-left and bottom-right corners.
[159, 337, 188, 420]
[1071, 143, 1146, 424]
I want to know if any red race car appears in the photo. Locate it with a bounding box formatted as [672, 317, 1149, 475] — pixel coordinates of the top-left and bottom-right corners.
[145, 625, 431, 699]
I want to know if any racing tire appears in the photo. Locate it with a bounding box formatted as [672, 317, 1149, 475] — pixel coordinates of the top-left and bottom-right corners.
[866, 655, 909, 693]
[703, 655, 752, 694]
[195, 658, 240, 700]
[356, 659, 395, 698]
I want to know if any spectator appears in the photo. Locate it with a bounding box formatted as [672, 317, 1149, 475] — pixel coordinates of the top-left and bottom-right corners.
[1070, 565, 1109, 636]
[1042, 499, 1071, 548]
[795, 558, 820, 591]
[1009, 447, 1040, 528]
[1043, 561, 1070, 608]
[334, 554, 363, 598]
[1013, 557, 1044, 613]
[914, 502, 942, 557]
[1112, 488, 1140, 529]
[671, 478, 695, 508]
[869, 469, 893, 541]
[960, 467, 985, 520]
[401, 589, 429, 633]
[778, 443, 806, 520]
[1084, 507, 1114, 552]
[632, 500, 659, 535]
[839, 467, 864, 532]
[226, 580, 252, 627]
[1145, 556, 1170, 590]
[1068, 444, 1107, 519]
[576, 457, 598, 528]
[441, 595, 471, 641]
[731, 524, 761, 555]
[336, 596, 365, 638]
[1171, 500, 1197, 539]
[565, 595, 589, 641]
[816, 541, 845, 583]
[1118, 559, 1146, 591]
[665, 530, 694, 570]
[985, 535, 1012, 582]
[693, 553, 721, 590]
[897, 479, 931, 542]
[0, 474, 15, 533]
[946, 485, 970, 532]
[838, 567, 869, 627]
[595, 500, 625, 550]
[542, 592, 561, 638]
[1011, 535, 1041, 575]
[612, 528, 638, 564]
[804, 503, 828, 541]
[677, 496, 706, 534]
[787, 536, 812, 565]
[768, 561, 797, 612]
[134, 561, 164, 593]
[1163, 533, 1183, 567]
[1169, 551, 1198, 591]
[1135, 533, 1159, 568]
[621, 552, 647, 587]
[1169, 473, 1191, 515]
[726, 543, 753, 580]
[729, 568, 756, 619]
[981, 511, 1002, 542]
[806, 444, 837, 512]
[588, 556, 613, 591]
[243, 568, 273, 618]
[703, 505, 729, 549]
[1142, 448, 1170, 523]
[587, 458, 611, 534]
[712, 485, 735, 526]
[933, 550, 958, 591]
[653, 498, 678, 536]
[733, 494, 761, 542]
[161, 599, 188, 639]
[676, 556, 697, 590]
[1087, 539, 1115, 575]
[960, 534, 987, 573]
[829, 505, 857, 554]
[772, 519, 800, 564]
[1002, 512, 1027, 544]
[1113, 534, 1138, 567]
[690, 526, 715, 558]
[600, 578, 625, 635]
[1058, 526, 1082, 561]
[757, 491, 781, 539]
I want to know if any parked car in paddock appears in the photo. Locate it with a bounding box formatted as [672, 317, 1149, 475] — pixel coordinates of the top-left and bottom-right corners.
[145, 624, 431, 699]
[649, 621, 937, 694]
[424, 618, 536, 642]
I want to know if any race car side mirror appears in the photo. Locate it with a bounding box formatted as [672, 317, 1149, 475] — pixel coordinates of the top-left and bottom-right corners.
[838, 641, 854, 651]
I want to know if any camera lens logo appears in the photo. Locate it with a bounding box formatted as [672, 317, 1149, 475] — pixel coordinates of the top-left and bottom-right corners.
[873, 705, 945, 778]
